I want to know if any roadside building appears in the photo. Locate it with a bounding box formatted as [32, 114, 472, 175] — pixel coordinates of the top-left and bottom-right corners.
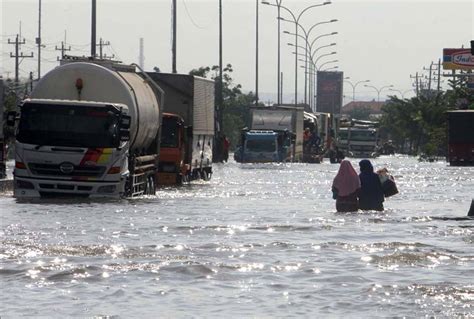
[341, 101, 386, 120]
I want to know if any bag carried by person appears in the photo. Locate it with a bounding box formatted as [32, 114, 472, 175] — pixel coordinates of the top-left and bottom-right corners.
[382, 176, 398, 197]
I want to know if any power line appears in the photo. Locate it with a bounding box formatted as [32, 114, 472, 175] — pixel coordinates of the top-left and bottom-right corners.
[181, 0, 217, 30]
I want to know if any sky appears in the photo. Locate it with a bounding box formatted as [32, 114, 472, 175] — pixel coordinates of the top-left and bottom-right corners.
[1, 0, 473, 104]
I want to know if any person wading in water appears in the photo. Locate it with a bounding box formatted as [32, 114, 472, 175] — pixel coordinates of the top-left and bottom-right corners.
[332, 160, 361, 212]
[358, 159, 385, 211]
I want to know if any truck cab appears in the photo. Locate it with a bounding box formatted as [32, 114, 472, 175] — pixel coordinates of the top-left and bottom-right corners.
[338, 126, 379, 158]
[14, 99, 131, 197]
[157, 113, 186, 184]
[234, 130, 290, 163]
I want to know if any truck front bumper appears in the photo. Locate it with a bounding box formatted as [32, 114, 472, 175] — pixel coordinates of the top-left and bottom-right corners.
[14, 176, 125, 198]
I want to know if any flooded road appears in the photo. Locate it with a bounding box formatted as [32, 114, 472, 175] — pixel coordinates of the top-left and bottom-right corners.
[1, 156, 473, 317]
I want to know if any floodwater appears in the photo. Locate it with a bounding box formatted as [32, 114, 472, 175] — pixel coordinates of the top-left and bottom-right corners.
[1, 156, 473, 318]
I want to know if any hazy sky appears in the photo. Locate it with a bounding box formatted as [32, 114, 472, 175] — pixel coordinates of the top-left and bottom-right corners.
[1, 0, 472, 103]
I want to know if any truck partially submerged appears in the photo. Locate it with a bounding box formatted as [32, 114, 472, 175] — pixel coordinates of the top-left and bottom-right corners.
[147, 73, 214, 184]
[234, 105, 304, 163]
[338, 119, 379, 158]
[447, 110, 474, 166]
[13, 58, 162, 198]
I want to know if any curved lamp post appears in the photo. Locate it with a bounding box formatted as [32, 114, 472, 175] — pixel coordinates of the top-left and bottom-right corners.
[344, 78, 370, 102]
[314, 51, 336, 68]
[318, 59, 338, 70]
[364, 84, 394, 101]
[389, 88, 413, 99]
[322, 65, 338, 71]
[261, 0, 284, 103]
[263, 1, 331, 105]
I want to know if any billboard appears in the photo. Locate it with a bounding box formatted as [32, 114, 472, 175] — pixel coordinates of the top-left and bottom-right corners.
[316, 71, 343, 114]
[443, 48, 474, 70]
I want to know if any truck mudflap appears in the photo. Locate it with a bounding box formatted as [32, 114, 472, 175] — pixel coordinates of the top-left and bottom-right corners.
[14, 177, 125, 198]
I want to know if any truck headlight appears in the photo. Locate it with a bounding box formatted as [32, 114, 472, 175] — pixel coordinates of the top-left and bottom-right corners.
[16, 180, 34, 189]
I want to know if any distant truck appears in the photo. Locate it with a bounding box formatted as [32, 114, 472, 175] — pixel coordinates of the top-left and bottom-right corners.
[338, 120, 379, 158]
[234, 129, 292, 163]
[147, 73, 214, 184]
[447, 110, 474, 166]
[234, 105, 304, 163]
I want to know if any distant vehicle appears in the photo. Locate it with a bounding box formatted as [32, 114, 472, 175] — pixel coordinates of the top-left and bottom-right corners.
[338, 120, 379, 158]
[235, 105, 303, 163]
[234, 130, 291, 163]
[147, 73, 214, 184]
[447, 110, 474, 166]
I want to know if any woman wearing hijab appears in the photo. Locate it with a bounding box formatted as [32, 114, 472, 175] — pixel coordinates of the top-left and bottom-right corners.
[332, 160, 361, 212]
[358, 159, 385, 211]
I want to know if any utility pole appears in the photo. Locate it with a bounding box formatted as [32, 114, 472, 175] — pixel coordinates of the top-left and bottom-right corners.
[172, 0, 177, 73]
[8, 34, 34, 83]
[218, 0, 223, 128]
[213, 0, 224, 163]
[437, 59, 441, 92]
[55, 41, 71, 60]
[139, 38, 145, 69]
[280, 71, 283, 104]
[410, 72, 420, 97]
[255, 0, 259, 105]
[91, 0, 97, 57]
[96, 38, 111, 59]
[427, 62, 433, 91]
[37, 0, 42, 79]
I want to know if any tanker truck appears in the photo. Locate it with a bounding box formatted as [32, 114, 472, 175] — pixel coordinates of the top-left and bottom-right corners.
[12, 58, 163, 198]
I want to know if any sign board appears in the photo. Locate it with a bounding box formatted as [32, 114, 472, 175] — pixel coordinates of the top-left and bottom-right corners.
[443, 48, 474, 70]
[316, 71, 343, 114]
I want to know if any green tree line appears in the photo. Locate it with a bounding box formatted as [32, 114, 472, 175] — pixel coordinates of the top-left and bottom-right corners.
[379, 76, 473, 157]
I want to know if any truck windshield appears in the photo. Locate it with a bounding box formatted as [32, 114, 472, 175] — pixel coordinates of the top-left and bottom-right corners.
[160, 116, 179, 148]
[246, 139, 277, 152]
[17, 103, 120, 148]
[350, 130, 377, 141]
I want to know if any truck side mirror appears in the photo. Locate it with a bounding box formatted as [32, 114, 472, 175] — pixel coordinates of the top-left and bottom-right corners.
[6, 111, 17, 126]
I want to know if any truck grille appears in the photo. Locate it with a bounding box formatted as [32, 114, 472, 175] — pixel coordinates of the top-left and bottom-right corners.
[29, 163, 106, 178]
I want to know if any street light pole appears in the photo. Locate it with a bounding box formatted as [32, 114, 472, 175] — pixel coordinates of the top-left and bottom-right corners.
[263, 1, 331, 106]
[283, 21, 337, 106]
[344, 78, 370, 102]
[318, 59, 338, 70]
[314, 51, 336, 68]
[322, 66, 338, 71]
[91, 0, 96, 58]
[255, 0, 259, 105]
[364, 84, 393, 101]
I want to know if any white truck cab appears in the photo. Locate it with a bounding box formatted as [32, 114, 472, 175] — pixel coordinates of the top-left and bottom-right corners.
[14, 99, 131, 197]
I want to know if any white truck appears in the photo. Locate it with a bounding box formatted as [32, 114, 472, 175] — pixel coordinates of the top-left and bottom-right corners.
[246, 105, 304, 162]
[13, 58, 163, 198]
[338, 120, 379, 158]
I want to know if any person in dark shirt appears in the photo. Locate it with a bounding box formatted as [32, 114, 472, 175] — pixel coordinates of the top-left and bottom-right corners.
[358, 159, 384, 211]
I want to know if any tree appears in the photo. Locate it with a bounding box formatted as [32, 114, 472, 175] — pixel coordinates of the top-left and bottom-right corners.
[189, 64, 258, 150]
[379, 76, 472, 157]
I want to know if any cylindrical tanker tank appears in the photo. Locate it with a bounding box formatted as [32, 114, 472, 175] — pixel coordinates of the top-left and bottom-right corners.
[31, 62, 160, 152]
